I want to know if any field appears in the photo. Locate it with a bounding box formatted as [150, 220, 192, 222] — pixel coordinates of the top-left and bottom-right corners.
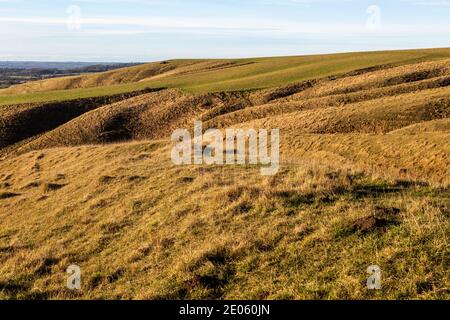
[2, 48, 450, 105]
[0, 49, 449, 300]
[0, 62, 139, 91]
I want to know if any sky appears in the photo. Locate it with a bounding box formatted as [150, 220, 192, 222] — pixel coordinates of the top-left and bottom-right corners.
[0, 0, 449, 62]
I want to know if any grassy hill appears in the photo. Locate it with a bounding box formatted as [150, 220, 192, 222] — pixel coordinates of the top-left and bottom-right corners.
[2, 48, 450, 106]
[0, 49, 449, 300]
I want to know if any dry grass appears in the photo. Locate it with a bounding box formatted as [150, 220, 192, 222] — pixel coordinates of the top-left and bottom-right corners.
[0, 88, 161, 149]
[1, 59, 448, 154]
[0, 53, 448, 300]
[0, 142, 448, 299]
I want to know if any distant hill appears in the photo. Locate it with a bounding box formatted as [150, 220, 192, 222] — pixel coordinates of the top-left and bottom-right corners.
[1, 48, 450, 106]
[0, 62, 142, 90]
[0, 61, 141, 70]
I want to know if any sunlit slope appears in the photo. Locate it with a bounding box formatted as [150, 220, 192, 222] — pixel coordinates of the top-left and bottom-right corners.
[4, 58, 448, 155]
[0, 51, 449, 300]
[0, 135, 448, 299]
[2, 48, 450, 106]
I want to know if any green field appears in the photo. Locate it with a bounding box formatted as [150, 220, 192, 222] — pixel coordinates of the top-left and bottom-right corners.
[1, 48, 450, 106]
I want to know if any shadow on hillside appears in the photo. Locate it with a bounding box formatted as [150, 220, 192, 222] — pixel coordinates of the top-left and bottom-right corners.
[0, 88, 164, 149]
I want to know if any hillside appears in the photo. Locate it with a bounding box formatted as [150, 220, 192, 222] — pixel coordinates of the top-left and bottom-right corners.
[0, 50, 449, 300]
[0, 62, 140, 90]
[2, 48, 450, 105]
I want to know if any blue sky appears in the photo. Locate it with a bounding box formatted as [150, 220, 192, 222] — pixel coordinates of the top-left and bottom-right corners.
[0, 0, 449, 62]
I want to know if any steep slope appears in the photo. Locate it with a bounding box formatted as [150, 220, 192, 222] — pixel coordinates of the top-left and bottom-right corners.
[233, 88, 450, 135]
[389, 118, 450, 134]
[15, 90, 252, 152]
[0, 88, 162, 149]
[4, 59, 448, 154]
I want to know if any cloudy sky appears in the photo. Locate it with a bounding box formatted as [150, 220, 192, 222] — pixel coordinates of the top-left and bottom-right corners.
[0, 0, 449, 62]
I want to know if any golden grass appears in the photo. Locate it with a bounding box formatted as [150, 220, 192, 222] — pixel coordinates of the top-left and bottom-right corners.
[0, 141, 448, 299]
[0, 53, 449, 300]
[1, 59, 447, 154]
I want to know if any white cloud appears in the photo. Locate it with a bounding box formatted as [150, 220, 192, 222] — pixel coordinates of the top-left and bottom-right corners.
[401, 0, 450, 6]
[1, 14, 449, 36]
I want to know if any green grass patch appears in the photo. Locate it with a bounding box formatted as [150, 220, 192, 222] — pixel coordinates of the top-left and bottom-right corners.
[1, 48, 450, 106]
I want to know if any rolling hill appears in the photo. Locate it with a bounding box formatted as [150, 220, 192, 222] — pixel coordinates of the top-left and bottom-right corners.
[0, 49, 449, 300]
[2, 47, 450, 105]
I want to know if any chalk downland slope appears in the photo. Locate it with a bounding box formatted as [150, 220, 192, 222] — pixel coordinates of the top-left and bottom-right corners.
[0, 51, 449, 300]
[2, 47, 450, 105]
